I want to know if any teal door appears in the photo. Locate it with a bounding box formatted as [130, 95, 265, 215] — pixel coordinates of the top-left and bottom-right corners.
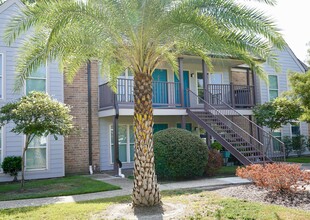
[174, 71, 190, 107]
[153, 69, 168, 105]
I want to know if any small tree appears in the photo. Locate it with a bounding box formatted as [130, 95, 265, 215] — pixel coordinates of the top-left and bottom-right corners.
[1, 156, 22, 182]
[253, 97, 303, 155]
[253, 97, 303, 134]
[0, 92, 73, 189]
[289, 70, 310, 122]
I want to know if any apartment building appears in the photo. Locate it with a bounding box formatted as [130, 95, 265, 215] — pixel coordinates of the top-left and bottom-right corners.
[0, 0, 308, 181]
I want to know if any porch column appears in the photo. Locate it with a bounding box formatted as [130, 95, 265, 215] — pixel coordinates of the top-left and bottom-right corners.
[251, 69, 257, 105]
[178, 57, 186, 129]
[202, 60, 208, 105]
[178, 57, 185, 107]
[113, 115, 119, 175]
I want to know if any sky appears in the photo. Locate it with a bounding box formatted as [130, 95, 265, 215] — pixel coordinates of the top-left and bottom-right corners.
[248, 0, 310, 63]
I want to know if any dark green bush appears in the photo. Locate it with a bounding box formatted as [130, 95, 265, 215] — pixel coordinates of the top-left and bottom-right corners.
[1, 156, 22, 182]
[154, 128, 208, 179]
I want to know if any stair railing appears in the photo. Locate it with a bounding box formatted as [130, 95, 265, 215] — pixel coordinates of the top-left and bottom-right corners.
[202, 89, 286, 162]
[188, 89, 269, 163]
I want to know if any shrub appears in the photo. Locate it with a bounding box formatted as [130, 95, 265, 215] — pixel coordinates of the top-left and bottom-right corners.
[154, 128, 208, 179]
[292, 135, 307, 157]
[236, 163, 310, 192]
[205, 149, 223, 176]
[1, 156, 22, 182]
[210, 142, 223, 151]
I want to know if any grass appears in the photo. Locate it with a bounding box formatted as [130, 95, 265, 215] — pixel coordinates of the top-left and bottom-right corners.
[0, 175, 120, 201]
[214, 165, 238, 177]
[286, 156, 310, 164]
[1, 189, 310, 220]
[127, 166, 239, 181]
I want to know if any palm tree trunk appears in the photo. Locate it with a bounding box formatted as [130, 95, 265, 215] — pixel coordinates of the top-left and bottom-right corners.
[132, 71, 161, 206]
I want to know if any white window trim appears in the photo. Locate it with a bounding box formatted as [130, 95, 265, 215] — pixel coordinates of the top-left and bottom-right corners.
[109, 124, 134, 165]
[24, 135, 49, 171]
[24, 63, 48, 95]
[268, 75, 279, 101]
[0, 53, 4, 100]
[195, 71, 223, 104]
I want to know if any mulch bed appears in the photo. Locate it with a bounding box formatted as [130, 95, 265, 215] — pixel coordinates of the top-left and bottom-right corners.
[213, 184, 310, 212]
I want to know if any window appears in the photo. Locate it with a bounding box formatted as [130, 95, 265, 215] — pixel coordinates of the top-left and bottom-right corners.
[110, 124, 134, 163]
[26, 136, 47, 170]
[291, 122, 300, 137]
[0, 54, 3, 98]
[26, 66, 47, 94]
[272, 129, 281, 151]
[268, 75, 278, 101]
[153, 124, 168, 134]
[197, 73, 222, 103]
[210, 73, 222, 84]
[176, 123, 192, 132]
[117, 69, 133, 102]
[197, 72, 204, 102]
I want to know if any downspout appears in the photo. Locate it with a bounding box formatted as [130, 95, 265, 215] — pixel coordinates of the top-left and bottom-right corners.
[87, 61, 93, 175]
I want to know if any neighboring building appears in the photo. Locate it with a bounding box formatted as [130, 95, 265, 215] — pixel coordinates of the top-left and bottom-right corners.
[0, 0, 308, 182]
[0, 0, 65, 182]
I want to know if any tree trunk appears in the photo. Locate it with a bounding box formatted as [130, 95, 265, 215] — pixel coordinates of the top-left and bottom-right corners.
[21, 135, 29, 190]
[132, 72, 161, 206]
[21, 142, 27, 190]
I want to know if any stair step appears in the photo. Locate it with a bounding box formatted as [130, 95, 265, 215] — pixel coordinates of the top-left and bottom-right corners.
[246, 155, 264, 159]
[242, 151, 262, 155]
[235, 145, 253, 150]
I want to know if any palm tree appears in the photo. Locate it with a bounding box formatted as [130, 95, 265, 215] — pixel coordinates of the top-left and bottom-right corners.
[5, 0, 284, 206]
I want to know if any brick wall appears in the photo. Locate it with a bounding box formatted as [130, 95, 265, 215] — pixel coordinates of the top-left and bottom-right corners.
[64, 61, 100, 174]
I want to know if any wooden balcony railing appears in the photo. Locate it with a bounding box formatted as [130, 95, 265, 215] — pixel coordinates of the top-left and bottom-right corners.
[99, 78, 181, 109]
[99, 79, 255, 110]
[205, 84, 255, 108]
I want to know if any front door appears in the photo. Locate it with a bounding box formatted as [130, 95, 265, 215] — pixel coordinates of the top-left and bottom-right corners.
[153, 69, 168, 105]
[174, 71, 190, 107]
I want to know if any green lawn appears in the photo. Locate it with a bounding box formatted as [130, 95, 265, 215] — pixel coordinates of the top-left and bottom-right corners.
[286, 156, 310, 164]
[0, 175, 120, 201]
[0, 189, 309, 220]
[214, 165, 238, 177]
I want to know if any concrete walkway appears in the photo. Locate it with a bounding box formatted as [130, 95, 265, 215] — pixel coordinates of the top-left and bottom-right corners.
[0, 175, 250, 210]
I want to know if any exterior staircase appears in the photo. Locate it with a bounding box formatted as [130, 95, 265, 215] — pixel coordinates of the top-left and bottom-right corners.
[187, 90, 285, 165]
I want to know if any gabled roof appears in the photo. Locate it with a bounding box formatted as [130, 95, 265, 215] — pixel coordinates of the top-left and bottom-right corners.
[285, 45, 308, 73]
[297, 58, 309, 72]
[0, 0, 23, 14]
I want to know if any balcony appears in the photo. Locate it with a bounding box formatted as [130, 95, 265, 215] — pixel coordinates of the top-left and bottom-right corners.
[99, 78, 255, 111]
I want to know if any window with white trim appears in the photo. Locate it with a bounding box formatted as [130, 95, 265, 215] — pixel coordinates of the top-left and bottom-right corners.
[26, 136, 47, 170]
[118, 70, 133, 102]
[110, 124, 134, 163]
[197, 72, 204, 103]
[0, 53, 3, 98]
[291, 122, 301, 137]
[268, 75, 278, 101]
[26, 66, 47, 94]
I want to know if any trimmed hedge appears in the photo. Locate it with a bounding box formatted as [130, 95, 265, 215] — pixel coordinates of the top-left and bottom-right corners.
[154, 128, 208, 179]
